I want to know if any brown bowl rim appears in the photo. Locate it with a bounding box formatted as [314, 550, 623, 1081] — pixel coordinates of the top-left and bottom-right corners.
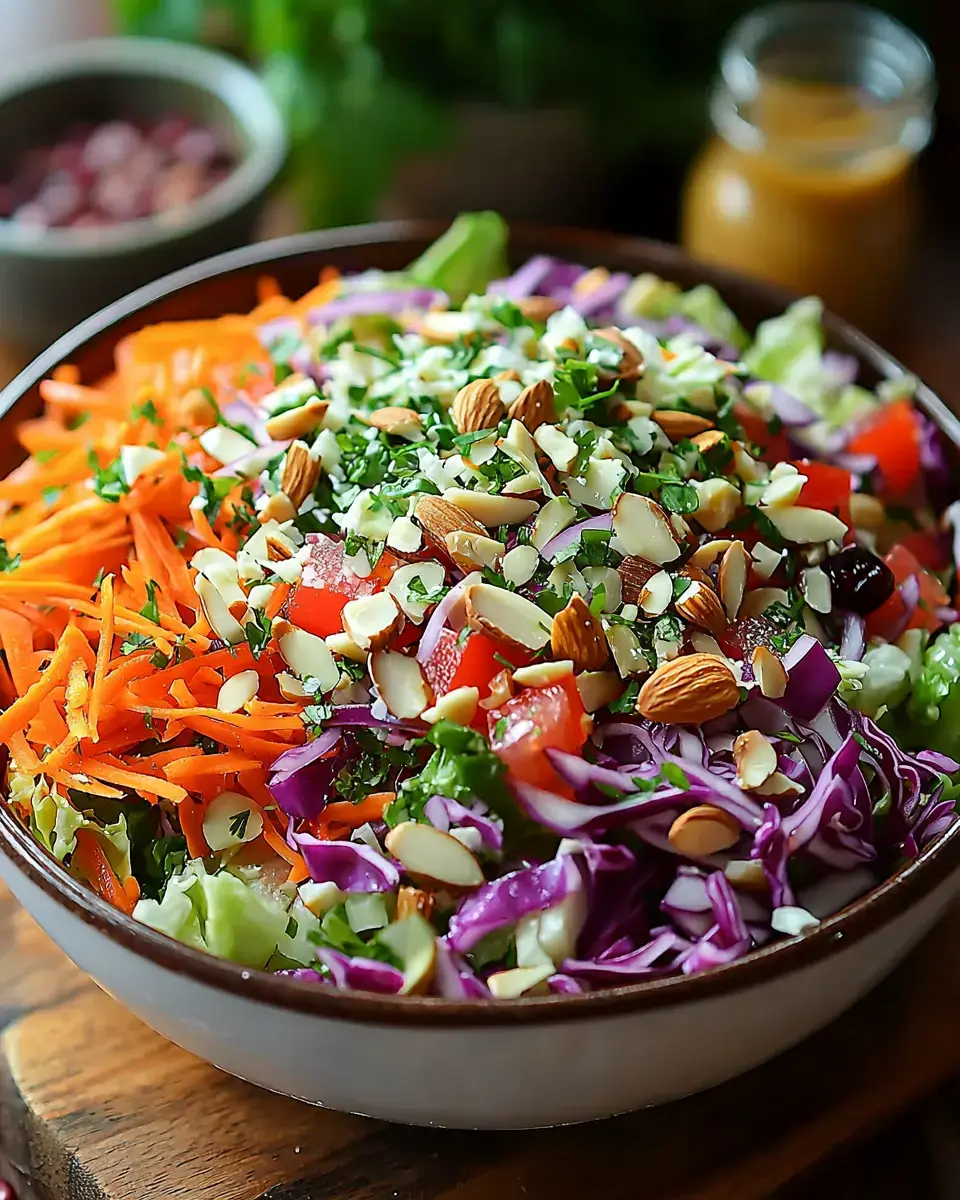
[1, 219, 959, 1027]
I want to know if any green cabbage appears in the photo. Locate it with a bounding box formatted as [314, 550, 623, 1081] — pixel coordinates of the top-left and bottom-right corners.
[407, 211, 509, 303]
[618, 275, 748, 351]
[133, 861, 320, 969]
[742, 297, 825, 408]
[881, 625, 960, 756]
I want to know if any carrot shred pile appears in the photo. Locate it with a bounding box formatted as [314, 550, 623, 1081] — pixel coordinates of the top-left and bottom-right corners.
[0, 277, 344, 908]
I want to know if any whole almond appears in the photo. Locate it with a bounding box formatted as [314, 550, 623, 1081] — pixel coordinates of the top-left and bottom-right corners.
[362, 406, 423, 438]
[415, 495, 487, 567]
[452, 379, 506, 433]
[507, 379, 556, 433]
[279, 441, 319, 510]
[652, 411, 715, 440]
[551, 593, 609, 671]
[517, 296, 562, 323]
[593, 327, 644, 383]
[494, 369, 523, 383]
[617, 555, 661, 606]
[675, 580, 727, 638]
[637, 653, 739, 725]
[668, 805, 741, 856]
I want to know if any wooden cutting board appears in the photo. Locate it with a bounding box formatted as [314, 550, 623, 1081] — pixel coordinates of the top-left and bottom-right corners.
[0, 884, 958, 1200]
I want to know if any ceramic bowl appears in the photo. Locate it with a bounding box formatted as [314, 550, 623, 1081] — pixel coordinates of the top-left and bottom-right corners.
[0, 37, 287, 351]
[1, 223, 959, 1130]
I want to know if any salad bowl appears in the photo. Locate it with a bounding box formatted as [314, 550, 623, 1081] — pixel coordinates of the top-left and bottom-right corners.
[0, 221, 959, 1129]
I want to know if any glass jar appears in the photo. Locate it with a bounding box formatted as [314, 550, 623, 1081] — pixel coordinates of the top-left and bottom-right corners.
[681, 2, 935, 334]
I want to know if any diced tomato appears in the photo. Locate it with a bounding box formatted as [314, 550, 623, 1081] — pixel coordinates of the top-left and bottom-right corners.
[286, 536, 403, 638]
[487, 676, 589, 795]
[895, 530, 949, 572]
[423, 628, 523, 705]
[790, 460, 852, 527]
[865, 544, 950, 639]
[734, 402, 792, 466]
[847, 399, 921, 497]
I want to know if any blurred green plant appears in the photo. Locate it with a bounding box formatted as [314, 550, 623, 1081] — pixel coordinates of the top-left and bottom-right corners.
[114, 0, 932, 228]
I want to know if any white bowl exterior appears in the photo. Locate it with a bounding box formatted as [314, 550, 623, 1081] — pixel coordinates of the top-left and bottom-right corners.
[2, 852, 958, 1129]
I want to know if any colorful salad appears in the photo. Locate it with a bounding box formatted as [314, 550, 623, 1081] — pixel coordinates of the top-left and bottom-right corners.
[2, 212, 959, 1000]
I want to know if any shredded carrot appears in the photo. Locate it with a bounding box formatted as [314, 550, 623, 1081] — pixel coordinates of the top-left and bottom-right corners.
[87, 574, 115, 740]
[178, 798, 209, 859]
[314, 792, 395, 839]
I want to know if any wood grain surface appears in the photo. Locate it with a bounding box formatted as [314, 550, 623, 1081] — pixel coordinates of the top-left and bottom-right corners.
[0, 883, 958, 1200]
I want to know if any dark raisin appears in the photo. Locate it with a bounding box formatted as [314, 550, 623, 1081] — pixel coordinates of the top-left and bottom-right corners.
[821, 545, 895, 615]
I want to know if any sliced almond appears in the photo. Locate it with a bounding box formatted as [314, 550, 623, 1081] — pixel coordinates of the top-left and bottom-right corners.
[369, 651, 433, 719]
[637, 653, 740, 725]
[690, 538, 733, 570]
[452, 379, 505, 433]
[385, 516, 423, 557]
[508, 379, 556, 433]
[681, 561, 715, 590]
[612, 493, 681, 564]
[385, 561, 446, 623]
[754, 770, 804, 797]
[217, 669, 260, 714]
[415, 495, 488, 567]
[278, 671, 309, 700]
[724, 859, 768, 891]
[442, 487, 539, 527]
[752, 646, 788, 699]
[513, 660, 575, 687]
[550, 594, 608, 671]
[576, 669, 625, 712]
[689, 631, 726, 658]
[503, 471, 543, 498]
[675, 580, 727, 637]
[690, 430, 727, 454]
[202, 791, 263, 852]
[801, 565, 832, 614]
[760, 505, 847, 544]
[606, 623, 650, 678]
[639, 569, 673, 617]
[325, 631, 367, 663]
[385, 821, 484, 889]
[465, 583, 553, 654]
[668, 805, 741, 856]
[265, 534, 294, 562]
[480, 668, 515, 710]
[445, 530, 505, 573]
[258, 491, 298, 525]
[501, 544, 541, 587]
[421, 685, 480, 726]
[531, 496, 577, 550]
[395, 887, 437, 923]
[277, 624, 340, 692]
[361, 406, 423, 439]
[341, 591, 405, 651]
[751, 542, 783, 580]
[761, 472, 806, 508]
[693, 478, 741, 532]
[487, 964, 553, 1000]
[517, 295, 562, 323]
[420, 309, 480, 343]
[740, 587, 789, 620]
[618, 555, 661, 605]
[280, 441, 320, 510]
[718, 540, 749, 620]
[195, 575, 246, 645]
[593, 327, 643, 382]
[733, 730, 778, 790]
[651, 410, 715, 440]
[264, 398, 330, 441]
[534, 424, 579, 473]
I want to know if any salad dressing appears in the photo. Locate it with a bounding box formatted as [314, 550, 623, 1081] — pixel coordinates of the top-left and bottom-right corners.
[681, 3, 934, 333]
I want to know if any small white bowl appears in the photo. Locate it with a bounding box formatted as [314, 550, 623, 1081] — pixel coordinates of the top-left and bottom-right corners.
[2, 223, 959, 1129]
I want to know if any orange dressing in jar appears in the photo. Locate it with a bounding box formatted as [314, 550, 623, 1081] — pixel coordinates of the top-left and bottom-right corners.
[682, 3, 935, 334]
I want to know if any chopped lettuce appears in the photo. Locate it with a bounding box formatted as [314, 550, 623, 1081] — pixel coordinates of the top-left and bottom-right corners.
[10, 771, 132, 879]
[619, 275, 748, 351]
[742, 297, 825, 408]
[407, 211, 508, 303]
[134, 861, 320, 969]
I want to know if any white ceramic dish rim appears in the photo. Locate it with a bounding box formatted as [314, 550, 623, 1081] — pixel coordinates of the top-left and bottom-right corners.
[0, 37, 288, 259]
[1, 220, 958, 1028]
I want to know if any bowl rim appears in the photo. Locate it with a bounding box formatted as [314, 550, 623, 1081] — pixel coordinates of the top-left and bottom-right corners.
[0, 36, 287, 259]
[2, 219, 959, 1027]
